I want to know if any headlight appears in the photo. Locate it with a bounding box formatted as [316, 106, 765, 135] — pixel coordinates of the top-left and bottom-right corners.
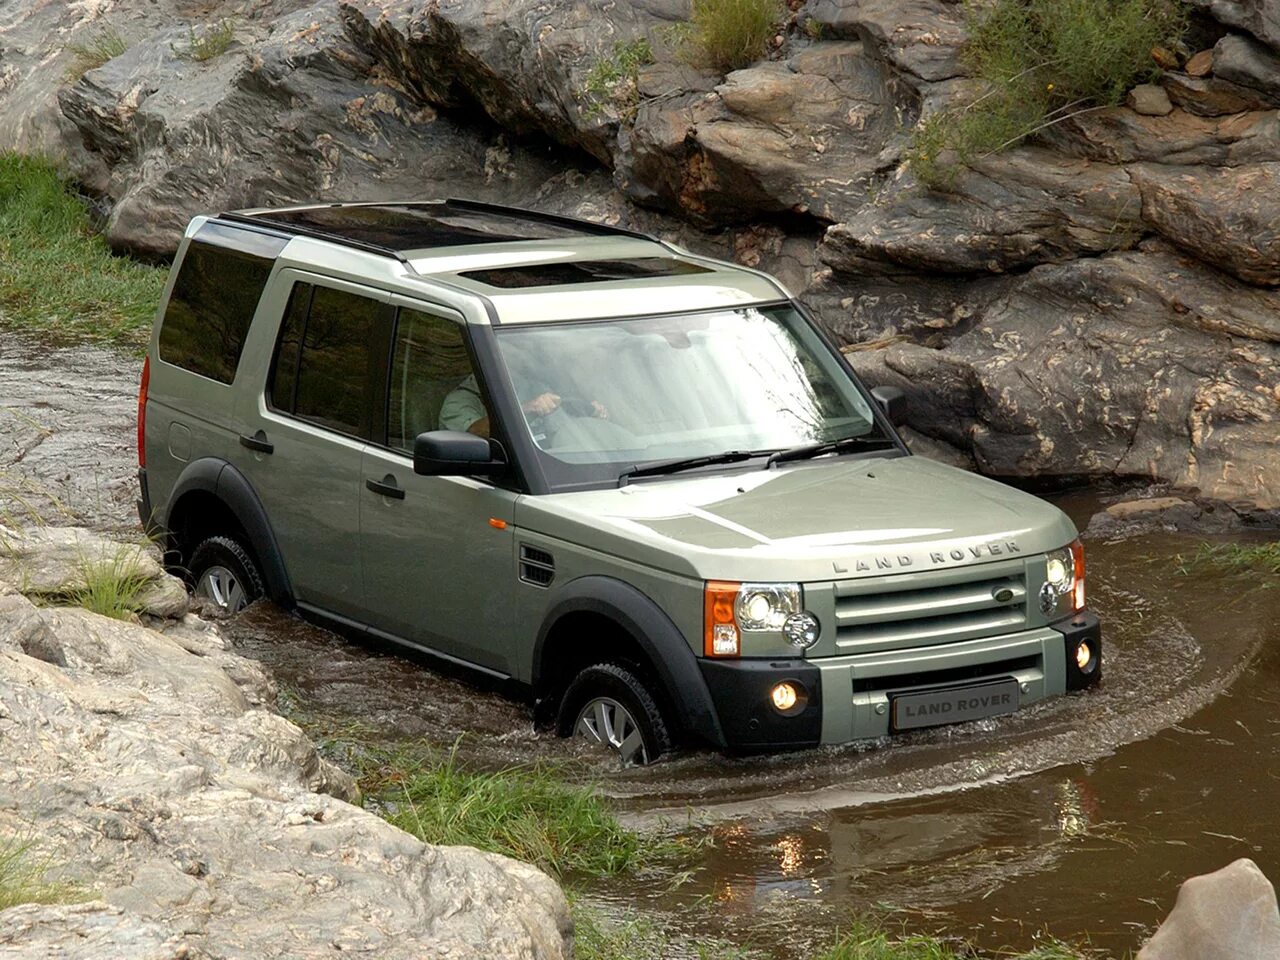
[704, 581, 809, 657]
[1040, 540, 1086, 618]
[734, 583, 801, 630]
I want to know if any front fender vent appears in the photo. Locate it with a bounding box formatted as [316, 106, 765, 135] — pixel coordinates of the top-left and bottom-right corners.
[519, 544, 555, 587]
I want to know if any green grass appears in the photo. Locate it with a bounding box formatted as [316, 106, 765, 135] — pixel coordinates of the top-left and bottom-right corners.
[0, 154, 164, 347]
[182, 19, 237, 62]
[584, 39, 655, 122]
[0, 838, 78, 910]
[1176, 541, 1280, 578]
[814, 922, 1085, 960]
[907, 0, 1188, 188]
[66, 547, 153, 620]
[678, 0, 784, 73]
[574, 904, 754, 960]
[64, 27, 128, 81]
[361, 741, 697, 879]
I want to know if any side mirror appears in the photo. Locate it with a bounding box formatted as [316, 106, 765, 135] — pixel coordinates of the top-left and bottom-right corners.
[413, 431, 507, 476]
[870, 385, 908, 427]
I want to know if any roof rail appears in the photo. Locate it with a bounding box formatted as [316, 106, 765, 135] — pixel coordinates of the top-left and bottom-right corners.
[215, 210, 414, 266]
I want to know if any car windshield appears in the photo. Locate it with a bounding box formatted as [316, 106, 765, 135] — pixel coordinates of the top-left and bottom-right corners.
[492, 304, 885, 488]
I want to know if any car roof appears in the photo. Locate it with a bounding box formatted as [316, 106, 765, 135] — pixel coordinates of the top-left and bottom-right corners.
[221, 200, 788, 324]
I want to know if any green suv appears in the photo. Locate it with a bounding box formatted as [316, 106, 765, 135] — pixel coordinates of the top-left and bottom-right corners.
[137, 201, 1101, 765]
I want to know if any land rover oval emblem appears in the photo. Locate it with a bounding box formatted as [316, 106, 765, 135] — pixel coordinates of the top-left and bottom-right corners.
[992, 586, 1015, 604]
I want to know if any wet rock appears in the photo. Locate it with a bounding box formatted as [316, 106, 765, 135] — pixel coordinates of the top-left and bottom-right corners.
[1131, 163, 1280, 285]
[819, 148, 1142, 276]
[0, 525, 161, 595]
[1137, 858, 1280, 960]
[844, 244, 1280, 521]
[1084, 493, 1255, 538]
[0, 553, 572, 959]
[1128, 83, 1174, 116]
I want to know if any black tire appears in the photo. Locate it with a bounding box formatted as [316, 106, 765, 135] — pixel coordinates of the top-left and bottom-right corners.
[556, 662, 672, 766]
[189, 535, 264, 616]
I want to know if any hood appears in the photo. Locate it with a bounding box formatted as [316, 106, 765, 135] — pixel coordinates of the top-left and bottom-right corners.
[519, 455, 1078, 583]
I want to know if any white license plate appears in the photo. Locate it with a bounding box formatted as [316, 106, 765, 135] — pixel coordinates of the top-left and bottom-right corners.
[891, 678, 1020, 731]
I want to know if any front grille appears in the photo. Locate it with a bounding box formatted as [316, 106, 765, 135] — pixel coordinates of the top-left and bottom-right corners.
[519, 544, 555, 587]
[834, 558, 1028, 654]
[851, 654, 1040, 694]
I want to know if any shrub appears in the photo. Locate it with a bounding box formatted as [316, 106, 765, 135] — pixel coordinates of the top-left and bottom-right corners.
[584, 39, 655, 122]
[68, 547, 153, 620]
[64, 27, 128, 81]
[907, 0, 1188, 188]
[183, 19, 237, 62]
[680, 0, 784, 74]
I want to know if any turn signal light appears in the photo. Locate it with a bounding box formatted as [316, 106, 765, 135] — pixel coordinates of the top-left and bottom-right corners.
[704, 581, 740, 657]
[1071, 539, 1086, 612]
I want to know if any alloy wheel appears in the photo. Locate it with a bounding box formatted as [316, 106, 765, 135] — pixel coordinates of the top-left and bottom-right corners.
[574, 696, 649, 766]
[194, 564, 249, 615]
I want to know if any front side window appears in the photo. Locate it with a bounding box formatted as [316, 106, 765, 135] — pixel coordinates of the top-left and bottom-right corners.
[267, 281, 383, 438]
[386, 307, 482, 453]
[493, 305, 884, 489]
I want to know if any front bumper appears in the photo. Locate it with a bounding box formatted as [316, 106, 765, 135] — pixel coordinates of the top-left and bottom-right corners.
[699, 616, 1102, 749]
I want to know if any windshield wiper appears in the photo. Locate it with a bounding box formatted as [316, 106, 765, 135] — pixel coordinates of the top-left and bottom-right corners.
[618, 449, 774, 486]
[765, 433, 894, 469]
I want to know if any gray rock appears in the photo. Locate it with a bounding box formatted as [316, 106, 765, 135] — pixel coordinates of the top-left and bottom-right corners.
[845, 244, 1280, 521]
[1137, 858, 1280, 960]
[819, 148, 1143, 276]
[1128, 83, 1174, 116]
[0, 526, 162, 596]
[1213, 33, 1280, 95]
[1042, 107, 1280, 166]
[1192, 0, 1280, 55]
[1131, 162, 1280, 285]
[0, 575, 572, 959]
[803, 0, 968, 83]
[1162, 71, 1278, 116]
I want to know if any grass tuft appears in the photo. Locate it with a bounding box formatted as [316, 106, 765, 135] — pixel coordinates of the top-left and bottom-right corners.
[362, 740, 696, 879]
[814, 921, 1085, 960]
[182, 19, 237, 62]
[0, 838, 78, 910]
[0, 153, 164, 347]
[573, 904, 754, 960]
[906, 0, 1188, 188]
[1175, 541, 1280, 578]
[67, 547, 153, 620]
[64, 27, 129, 81]
[678, 0, 784, 74]
[584, 39, 655, 122]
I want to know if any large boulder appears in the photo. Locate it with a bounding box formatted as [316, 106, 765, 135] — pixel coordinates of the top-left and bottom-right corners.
[1137, 858, 1280, 960]
[0, 572, 572, 958]
[845, 243, 1280, 521]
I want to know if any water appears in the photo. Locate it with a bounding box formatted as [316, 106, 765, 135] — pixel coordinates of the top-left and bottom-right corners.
[4, 333, 1278, 956]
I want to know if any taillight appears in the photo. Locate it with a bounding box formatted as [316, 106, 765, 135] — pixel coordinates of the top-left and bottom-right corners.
[137, 356, 150, 468]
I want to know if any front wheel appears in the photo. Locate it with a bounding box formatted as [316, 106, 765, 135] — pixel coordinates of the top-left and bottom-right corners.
[557, 663, 672, 766]
[189, 535, 264, 616]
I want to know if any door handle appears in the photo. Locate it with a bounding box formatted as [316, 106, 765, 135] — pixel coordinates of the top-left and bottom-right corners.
[366, 475, 406, 500]
[239, 431, 274, 454]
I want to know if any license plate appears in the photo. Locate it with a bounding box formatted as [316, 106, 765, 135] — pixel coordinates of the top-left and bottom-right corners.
[891, 678, 1020, 731]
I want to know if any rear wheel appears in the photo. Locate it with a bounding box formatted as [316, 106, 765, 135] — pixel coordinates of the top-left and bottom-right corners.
[557, 663, 671, 766]
[189, 535, 264, 616]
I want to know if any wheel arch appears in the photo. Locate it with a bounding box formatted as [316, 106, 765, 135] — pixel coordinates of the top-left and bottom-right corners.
[163, 457, 294, 608]
[532, 576, 726, 749]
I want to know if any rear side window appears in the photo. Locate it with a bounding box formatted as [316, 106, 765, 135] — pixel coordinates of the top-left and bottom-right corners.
[268, 281, 386, 438]
[159, 223, 286, 384]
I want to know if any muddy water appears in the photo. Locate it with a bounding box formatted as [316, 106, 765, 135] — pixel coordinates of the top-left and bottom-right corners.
[4, 332, 1279, 957]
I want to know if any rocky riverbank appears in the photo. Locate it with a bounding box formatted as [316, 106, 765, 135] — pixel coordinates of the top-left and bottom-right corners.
[1, 0, 1277, 521]
[0, 524, 571, 959]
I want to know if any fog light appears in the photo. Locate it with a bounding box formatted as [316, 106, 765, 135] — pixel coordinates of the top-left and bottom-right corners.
[1075, 640, 1094, 672]
[770, 682, 798, 712]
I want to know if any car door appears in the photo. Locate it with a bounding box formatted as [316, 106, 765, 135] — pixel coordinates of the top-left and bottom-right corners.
[233, 272, 391, 620]
[359, 299, 518, 675]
